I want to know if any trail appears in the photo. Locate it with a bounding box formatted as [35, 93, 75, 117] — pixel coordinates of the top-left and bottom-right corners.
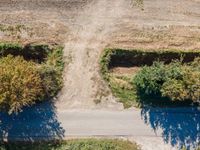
[57, 0, 130, 109]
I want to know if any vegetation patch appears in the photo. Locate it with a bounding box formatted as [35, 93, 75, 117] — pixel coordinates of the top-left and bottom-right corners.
[0, 24, 31, 39]
[0, 139, 140, 150]
[134, 59, 200, 106]
[0, 42, 64, 114]
[132, 0, 144, 10]
[0, 43, 51, 63]
[100, 48, 200, 107]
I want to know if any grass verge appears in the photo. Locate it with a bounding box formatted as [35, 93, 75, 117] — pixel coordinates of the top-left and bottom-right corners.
[0, 139, 140, 150]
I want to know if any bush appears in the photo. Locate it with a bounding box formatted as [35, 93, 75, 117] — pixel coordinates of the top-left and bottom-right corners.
[100, 48, 113, 81]
[0, 55, 44, 114]
[0, 43, 64, 114]
[133, 62, 166, 96]
[45, 46, 64, 71]
[161, 68, 200, 102]
[38, 46, 64, 98]
[39, 65, 63, 98]
[134, 58, 200, 103]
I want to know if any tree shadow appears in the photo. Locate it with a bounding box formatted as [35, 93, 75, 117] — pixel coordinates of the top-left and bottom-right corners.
[141, 107, 200, 149]
[0, 101, 65, 141]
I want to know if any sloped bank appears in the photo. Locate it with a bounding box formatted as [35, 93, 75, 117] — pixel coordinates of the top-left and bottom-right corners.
[100, 48, 200, 108]
[0, 43, 64, 114]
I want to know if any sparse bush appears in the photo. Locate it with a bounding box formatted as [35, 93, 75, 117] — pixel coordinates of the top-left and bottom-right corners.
[0, 55, 44, 114]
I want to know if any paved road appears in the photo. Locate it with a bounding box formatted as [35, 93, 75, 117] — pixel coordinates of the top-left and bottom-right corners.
[0, 101, 199, 149]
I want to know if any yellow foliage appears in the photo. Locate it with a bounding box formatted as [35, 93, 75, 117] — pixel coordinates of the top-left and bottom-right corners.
[0, 55, 43, 114]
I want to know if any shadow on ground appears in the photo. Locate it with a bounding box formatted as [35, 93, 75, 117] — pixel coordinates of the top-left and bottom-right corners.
[141, 107, 200, 149]
[0, 101, 65, 141]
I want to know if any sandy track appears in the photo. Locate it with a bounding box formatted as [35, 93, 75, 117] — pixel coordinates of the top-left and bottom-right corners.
[57, 0, 130, 110]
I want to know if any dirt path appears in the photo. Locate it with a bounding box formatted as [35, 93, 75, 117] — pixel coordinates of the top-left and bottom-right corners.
[57, 0, 131, 110]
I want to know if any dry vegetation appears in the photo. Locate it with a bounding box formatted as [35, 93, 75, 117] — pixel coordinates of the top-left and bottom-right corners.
[0, 43, 64, 114]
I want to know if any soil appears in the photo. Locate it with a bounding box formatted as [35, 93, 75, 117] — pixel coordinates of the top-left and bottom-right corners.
[111, 67, 141, 75]
[0, 0, 200, 110]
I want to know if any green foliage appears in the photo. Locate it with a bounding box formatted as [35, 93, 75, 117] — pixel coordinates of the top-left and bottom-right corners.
[100, 48, 113, 81]
[134, 62, 166, 96]
[46, 46, 64, 71]
[39, 64, 63, 98]
[39, 46, 64, 98]
[0, 55, 43, 114]
[0, 139, 140, 150]
[134, 58, 200, 103]
[161, 67, 200, 102]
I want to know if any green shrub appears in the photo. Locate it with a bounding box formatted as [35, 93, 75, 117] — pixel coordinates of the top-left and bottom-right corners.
[39, 64, 63, 98]
[161, 68, 200, 102]
[39, 46, 64, 98]
[134, 58, 200, 103]
[133, 61, 167, 96]
[161, 79, 186, 101]
[45, 46, 64, 71]
[100, 48, 113, 81]
[0, 55, 44, 114]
